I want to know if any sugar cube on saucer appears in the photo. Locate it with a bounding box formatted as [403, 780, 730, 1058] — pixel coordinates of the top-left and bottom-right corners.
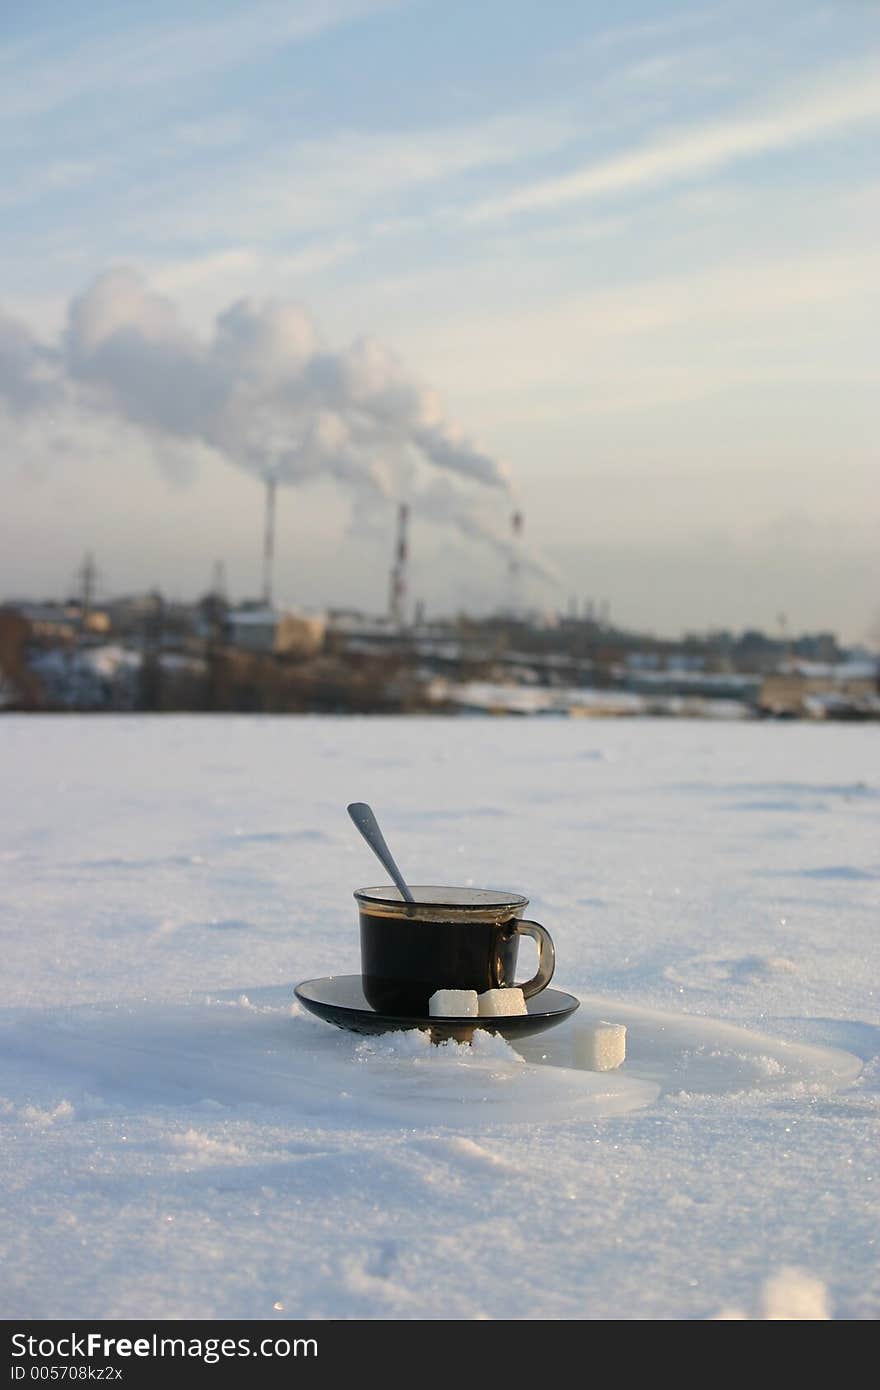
[478, 987, 527, 1017]
[575, 1021, 626, 1071]
[429, 989, 479, 1017]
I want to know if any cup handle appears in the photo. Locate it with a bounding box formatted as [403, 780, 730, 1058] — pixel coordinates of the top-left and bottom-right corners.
[503, 919, 555, 999]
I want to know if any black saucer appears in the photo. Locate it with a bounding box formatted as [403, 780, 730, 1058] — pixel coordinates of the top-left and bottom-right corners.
[294, 975, 579, 1043]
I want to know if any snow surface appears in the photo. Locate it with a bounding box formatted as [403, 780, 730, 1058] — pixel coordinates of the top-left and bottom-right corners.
[1, 715, 877, 1320]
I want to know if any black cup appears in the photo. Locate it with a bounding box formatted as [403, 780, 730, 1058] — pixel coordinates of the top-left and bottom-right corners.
[355, 885, 555, 1017]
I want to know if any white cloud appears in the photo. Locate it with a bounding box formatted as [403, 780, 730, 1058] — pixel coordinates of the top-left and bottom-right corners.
[153, 250, 262, 295]
[171, 116, 253, 152]
[0, 0, 398, 122]
[151, 241, 361, 299]
[376, 243, 880, 414]
[131, 109, 575, 245]
[278, 239, 361, 277]
[562, 246, 880, 339]
[576, 9, 727, 56]
[466, 58, 880, 221]
[0, 158, 107, 210]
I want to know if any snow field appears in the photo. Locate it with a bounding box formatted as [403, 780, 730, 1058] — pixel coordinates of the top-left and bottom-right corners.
[1, 716, 877, 1318]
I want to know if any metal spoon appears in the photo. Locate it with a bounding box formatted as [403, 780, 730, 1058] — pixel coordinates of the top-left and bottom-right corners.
[347, 802, 415, 903]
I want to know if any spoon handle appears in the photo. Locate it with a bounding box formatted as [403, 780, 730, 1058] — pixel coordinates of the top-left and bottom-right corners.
[347, 803, 415, 903]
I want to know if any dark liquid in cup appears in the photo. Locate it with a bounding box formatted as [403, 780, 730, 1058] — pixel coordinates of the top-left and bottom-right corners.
[360, 911, 521, 1016]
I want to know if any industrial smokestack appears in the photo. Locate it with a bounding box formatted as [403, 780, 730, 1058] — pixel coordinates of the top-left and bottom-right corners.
[262, 476, 277, 608]
[388, 502, 410, 627]
[508, 510, 524, 618]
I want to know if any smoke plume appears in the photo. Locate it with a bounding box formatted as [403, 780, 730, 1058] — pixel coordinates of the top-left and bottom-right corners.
[0, 312, 61, 415]
[2, 267, 555, 586]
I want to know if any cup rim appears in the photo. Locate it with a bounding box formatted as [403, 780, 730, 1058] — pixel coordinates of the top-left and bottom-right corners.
[354, 884, 528, 911]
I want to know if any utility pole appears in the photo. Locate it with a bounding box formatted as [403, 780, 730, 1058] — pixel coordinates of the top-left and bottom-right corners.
[139, 589, 165, 711]
[212, 560, 226, 600]
[777, 612, 791, 668]
[205, 562, 228, 711]
[76, 552, 98, 633]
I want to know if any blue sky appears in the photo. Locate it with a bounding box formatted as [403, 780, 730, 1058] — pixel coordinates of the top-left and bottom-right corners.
[2, 0, 879, 637]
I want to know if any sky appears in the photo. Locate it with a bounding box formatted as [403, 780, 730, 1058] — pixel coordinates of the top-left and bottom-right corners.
[1, 0, 878, 640]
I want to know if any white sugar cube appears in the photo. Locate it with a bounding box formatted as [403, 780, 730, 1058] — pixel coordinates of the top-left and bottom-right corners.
[428, 989, 479, 1017]
[477, 987, 527, 1017]
[575, 1021, 626, 1071]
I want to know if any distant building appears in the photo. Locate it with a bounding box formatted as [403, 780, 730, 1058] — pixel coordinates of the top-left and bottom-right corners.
[227, 608, 325, 657]
[623, 669, 762, 701]
[8, 602, 110, 642]
[759, 661, 879, 718]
